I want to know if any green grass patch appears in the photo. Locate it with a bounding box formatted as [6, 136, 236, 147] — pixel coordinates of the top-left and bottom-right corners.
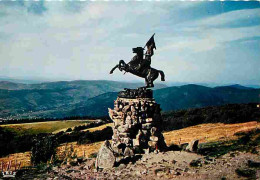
[0, 120, 91, 137]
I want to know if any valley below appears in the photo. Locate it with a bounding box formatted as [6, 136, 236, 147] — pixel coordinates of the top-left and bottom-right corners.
[0, 80, 259, 119]
[0, 80, 259, 179]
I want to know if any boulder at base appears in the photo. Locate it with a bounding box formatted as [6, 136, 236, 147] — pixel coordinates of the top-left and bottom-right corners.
[96, 140, 116, 169]
[186, 139, 199, 152]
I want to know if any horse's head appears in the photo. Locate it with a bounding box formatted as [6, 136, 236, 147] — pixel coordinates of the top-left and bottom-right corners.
[132, 47, 144, 57]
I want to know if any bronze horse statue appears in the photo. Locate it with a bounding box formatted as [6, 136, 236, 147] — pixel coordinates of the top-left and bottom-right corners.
[110, 59, 165, 88]
[110, 34, 165, 88]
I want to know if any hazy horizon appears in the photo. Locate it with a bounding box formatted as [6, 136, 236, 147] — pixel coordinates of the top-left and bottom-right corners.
[0, 1, 259, 85]
[1, 75, 260, 88]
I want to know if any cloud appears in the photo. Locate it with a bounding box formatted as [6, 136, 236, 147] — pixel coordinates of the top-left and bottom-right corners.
[0, 1, 259, 85]
[187, 8, 260, 28]
[158, 8, 260, 54]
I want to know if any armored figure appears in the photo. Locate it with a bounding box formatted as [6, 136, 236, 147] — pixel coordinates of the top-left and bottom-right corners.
[110, 34, 165, 88]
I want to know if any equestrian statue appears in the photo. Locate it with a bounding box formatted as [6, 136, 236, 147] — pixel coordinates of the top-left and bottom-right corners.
[110, 34, 165, 88]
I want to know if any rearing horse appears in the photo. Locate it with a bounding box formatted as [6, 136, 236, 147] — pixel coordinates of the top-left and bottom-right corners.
[110, 59, 165, 88]
[110, 34, 165, 88]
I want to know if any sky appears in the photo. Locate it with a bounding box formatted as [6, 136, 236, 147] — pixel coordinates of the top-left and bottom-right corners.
[0, 1, 260, 85]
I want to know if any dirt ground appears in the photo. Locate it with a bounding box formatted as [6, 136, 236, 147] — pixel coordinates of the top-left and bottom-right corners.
[45, 147, 260, 180]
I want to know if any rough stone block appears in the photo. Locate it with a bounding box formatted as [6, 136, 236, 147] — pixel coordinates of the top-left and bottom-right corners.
[136, 130, 143, 139]
[132, 118, 138, 125]
[146, 118, 153, 123]
[115, 156, 124, 163]
[148, 141, 157, 148]
[150, 136, 159, 142]
[124, 147, 134, 157]
[133, 139, 140, 146]
[131, 106, 136, 112]
[150, 127, 157, 136]
[122, 105, 130, 113]
[112, 146, 123, 154]
[113, 118, 122, 127]
[186, 139, 199, 152]
[121, 137, 131, 145]
[118, 133, 130, 138]
[144, 148, 151, 154]
[142, 130, 149, 136]
[142, 123, 152, 130]
[112, 134, 119, 140]
[96, 140, 115, 169]
[125, 115, 132, 124]
[117, 125, 129, 133]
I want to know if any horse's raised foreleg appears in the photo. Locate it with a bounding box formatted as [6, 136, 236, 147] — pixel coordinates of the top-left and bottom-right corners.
[119, 60, 131, 73]
[110, 64, 119, 74]
[119, 60, 126, 71]
[110, 60, 127, 74]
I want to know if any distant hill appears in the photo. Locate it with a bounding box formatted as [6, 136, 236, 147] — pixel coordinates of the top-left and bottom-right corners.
[70, 92, 118, 117]
[154, 84, 260, 111]
[0, 81, 259, 119]
[0, 80, 166, 90]
[219, 84, 254, 90]
[68, 84, 260, 117]
[0, 77, 46, 84]
[0, 80, 166, 119]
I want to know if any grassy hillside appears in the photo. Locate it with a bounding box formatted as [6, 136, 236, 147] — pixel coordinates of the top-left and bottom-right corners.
[0, 119, 109, 157]
[0, 120, 91, 136]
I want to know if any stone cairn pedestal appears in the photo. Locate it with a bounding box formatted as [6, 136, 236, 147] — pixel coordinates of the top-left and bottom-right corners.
[96, 87, 167, 169]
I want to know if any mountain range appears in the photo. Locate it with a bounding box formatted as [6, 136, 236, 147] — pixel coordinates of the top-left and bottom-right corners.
[0, 80, 259, 119]
[0, 80, 166, 119]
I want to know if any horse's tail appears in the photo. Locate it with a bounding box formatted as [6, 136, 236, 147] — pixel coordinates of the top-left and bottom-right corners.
[158, 70, 165, 81]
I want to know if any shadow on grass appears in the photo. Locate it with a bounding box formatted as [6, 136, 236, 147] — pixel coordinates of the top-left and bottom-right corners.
[197, 129, 260, 157]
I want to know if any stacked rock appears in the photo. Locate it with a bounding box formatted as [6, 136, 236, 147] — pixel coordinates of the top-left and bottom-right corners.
[108, 87, 166, 162]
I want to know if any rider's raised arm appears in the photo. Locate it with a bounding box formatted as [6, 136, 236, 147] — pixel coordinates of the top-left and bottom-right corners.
[146, 45, 154, 57]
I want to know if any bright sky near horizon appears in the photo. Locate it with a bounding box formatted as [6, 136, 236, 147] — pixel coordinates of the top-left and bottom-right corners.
[0, 1, 259, 85]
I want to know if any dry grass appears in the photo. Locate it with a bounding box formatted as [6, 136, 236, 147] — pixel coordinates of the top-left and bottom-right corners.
[163, 121, 260, 145]
[0, 120, 93, 135]
[0, 152, 31, 171]
[59, 121, 260, 161]
[57, 141, 104, 159]
[82, 123, 113, 132]
[54, 123, 113, 161]
[1, 121, 259, 169]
